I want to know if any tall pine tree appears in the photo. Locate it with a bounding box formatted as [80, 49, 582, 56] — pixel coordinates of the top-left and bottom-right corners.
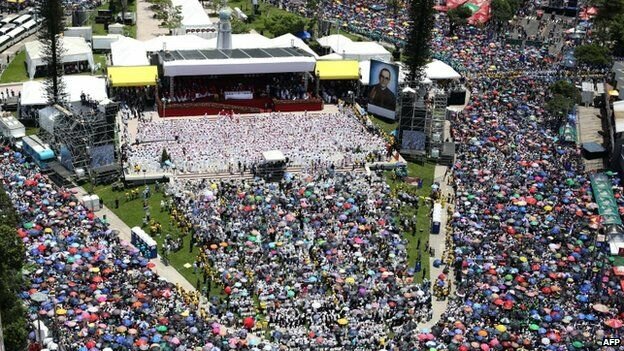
[404, 0, 435, 81]
[38, 0, 67, 104]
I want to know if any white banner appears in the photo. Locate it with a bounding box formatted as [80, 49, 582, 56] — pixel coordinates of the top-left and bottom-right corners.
[224, 91, 253, 100]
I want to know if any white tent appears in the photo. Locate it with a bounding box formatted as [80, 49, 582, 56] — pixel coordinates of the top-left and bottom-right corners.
[143, 34, 213, 52]
[21, 76, 108, 106]
[262, 150, 286, 162]
[172, 0, 216, 38]
[318, 53, 344, 60]
[341, 42, 392, 61]
[317, 34, 392, 61]
[111, 36, 149, 66]
[269, 34, 318, 58]
[317, 34, 353, 52]
[424, 60, 461, 80]
[25, 37, 95, 79]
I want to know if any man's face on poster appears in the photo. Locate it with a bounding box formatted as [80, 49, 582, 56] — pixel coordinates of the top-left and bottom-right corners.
[379, 68, 391, 89]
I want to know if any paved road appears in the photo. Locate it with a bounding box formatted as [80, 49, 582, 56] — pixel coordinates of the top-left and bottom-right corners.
[135, 0, 170, 40]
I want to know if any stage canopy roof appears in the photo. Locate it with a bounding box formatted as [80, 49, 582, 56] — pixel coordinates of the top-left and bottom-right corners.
[315, 60, 359, 80]
[160, 47, 316, 76]
[25, 37, 94, 79]
[262, 150, 286, 163]
[111, 36, 149, 66]
[108, 66, 158, 87]
[21, 76, 108, 106]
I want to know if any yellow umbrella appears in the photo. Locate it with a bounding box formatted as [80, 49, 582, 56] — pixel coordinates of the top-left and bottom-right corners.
[44, 228, 53, 233]
[56, 308, 67, 315]
[337, 318, 348, 326]
[519, 256, 528, 263]
[345, 277, 356, 284]
[609, 90, 619, 96]
[181, 310, 190, 317]
[544, 205, 553, 212]
[90, 267, 101, 273]
[495, 324, 507, 332]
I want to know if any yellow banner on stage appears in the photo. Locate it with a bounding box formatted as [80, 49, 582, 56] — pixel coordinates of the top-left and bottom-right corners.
[107, 66, 158, 87]
[315, 60, 360, 80]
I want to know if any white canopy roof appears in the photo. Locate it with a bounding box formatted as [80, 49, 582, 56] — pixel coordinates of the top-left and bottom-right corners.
[262, 150, 286, 162]
[424, 59, 461, 80]
[317, 34, 392, 61]
[614, 100, 624, 133]
[25, 37, 94, 79]
[144, 35, 213, 52]
[21, 76, 108, 106]
[111, 36, 149, 66]
[270, 33, 318, 58]
[172, 0, 213, 28]
[163, 56, 316, 76]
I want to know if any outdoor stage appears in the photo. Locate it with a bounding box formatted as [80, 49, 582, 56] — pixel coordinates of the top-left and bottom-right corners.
[157, 97, 324, 117]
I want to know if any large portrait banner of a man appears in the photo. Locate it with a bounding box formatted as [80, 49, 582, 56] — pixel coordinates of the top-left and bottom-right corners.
[367, 59, 399, 120]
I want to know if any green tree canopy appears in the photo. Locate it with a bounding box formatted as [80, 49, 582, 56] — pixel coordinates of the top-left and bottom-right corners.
[574, 43, 611, 66]
[491, 0, 514, 23]
[37, 0, 67, 104]
[550, 80, 581, 102]
[263, 12, 306, 37]
[404, 0, 435, 80]
[447, 6, 472, 35]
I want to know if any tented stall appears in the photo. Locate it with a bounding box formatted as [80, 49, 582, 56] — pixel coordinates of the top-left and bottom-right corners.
[21, 76, 108, 106]
[171, 0, 216, 38]
[25, 37, 95, 79]
[315, 60, 360, 80]
[107, 66, 158, 87]
[424, 60, 461, 80]
[111, 36, 149, 66]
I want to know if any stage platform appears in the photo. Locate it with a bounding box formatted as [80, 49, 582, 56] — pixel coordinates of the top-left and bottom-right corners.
[157, 97, 323, 117]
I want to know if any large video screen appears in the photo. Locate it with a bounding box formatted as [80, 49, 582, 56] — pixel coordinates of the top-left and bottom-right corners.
[90, 144, 116, 168]
[367, 59, 399, 120]
[401, 130, 426, 151]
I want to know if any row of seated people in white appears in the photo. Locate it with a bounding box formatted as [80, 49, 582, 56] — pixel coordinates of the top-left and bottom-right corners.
[127, 112, 385, 174]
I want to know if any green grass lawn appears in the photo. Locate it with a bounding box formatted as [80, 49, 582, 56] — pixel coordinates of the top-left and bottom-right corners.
[94, 54, 107, 75]
[227, 0, 308, 38]
[25, 127, 39, 136]
[89, 0, 138, 38]
[89, 182, 226, 297]
[0, 50, 28, 83]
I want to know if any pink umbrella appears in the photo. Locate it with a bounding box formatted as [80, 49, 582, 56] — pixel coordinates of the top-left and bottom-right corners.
[170, 337, 180, 345]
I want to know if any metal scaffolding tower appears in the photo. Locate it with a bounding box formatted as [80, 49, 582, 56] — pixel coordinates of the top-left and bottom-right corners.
[51, 101, 120, 184]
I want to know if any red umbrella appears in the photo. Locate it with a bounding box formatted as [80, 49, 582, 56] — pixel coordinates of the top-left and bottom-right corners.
[493, 298, 504, 306]
[605, 319, 624, 329]
[243, 316, 255, 329]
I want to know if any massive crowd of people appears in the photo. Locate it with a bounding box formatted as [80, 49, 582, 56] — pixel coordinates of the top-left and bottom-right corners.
[1, 0, 624, 349]
[127, 111, 386, 175]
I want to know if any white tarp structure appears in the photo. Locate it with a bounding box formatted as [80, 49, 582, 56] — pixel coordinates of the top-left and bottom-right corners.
[143, 34, 213, 52]
[163, 55, 317, 76]
[0, 114, 25, 138]
[262, 150, 286, 163]
[25, 37, 95, 79]
[317, 34, 392, 61]
[172, 0, 216, 38]
[269, 34, 318, 58]
[614, 100, 624, 133]
[424, 59, 461, 80]
[21, 76, 108, 106]
[111, 36, 149, 66]
[318, 53, 344, 60]
[38, 106, 62, 135]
